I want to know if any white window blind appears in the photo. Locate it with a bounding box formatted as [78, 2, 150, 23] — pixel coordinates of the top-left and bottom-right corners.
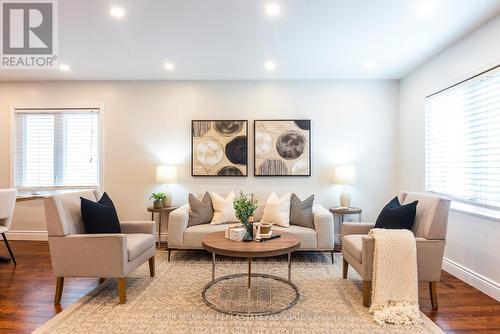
[425, 66, 500, 210]
[14, 109, 100, 190]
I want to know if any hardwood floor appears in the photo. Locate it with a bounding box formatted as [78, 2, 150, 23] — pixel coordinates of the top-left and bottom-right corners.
[0, 241, 499, 333]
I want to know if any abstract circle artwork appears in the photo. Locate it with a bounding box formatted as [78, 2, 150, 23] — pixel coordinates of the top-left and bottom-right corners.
[192, 120, 248, 176]
[254, 120, 310, 176]
[213, 121, 244, 136]
[225, 136, 248, 165]
[276, 131, 306, 160]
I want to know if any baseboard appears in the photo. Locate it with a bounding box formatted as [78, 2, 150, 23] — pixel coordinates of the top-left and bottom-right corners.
[5, 230, 48, 241]
[443, 257, 500, 301]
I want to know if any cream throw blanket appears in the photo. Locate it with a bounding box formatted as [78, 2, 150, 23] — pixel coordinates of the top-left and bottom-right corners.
[368, 228, 422, 326]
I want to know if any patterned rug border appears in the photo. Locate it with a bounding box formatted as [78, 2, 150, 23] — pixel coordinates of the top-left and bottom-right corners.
[32, 251, 444, 334]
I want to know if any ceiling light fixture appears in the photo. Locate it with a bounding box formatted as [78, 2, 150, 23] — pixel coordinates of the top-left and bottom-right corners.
[164, 62, 175, 71]
[59, 63, 70, 71]
[264, 61, 276, 71]
[110, 6, 125, 19]
[265, 3, 281, 17]
[362, 60, 375, 70]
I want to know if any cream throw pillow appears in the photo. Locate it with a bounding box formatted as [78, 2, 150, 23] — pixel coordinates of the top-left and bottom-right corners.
[261, 192, 292, 227]
[210, 191, 238, 225]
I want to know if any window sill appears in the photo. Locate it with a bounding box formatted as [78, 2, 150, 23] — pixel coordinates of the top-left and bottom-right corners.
[16, 187, 98, 198]
[450, 201, 500, 222]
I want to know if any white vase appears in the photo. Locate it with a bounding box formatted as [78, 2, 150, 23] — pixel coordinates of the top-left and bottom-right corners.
[162, 192, 172, 207]
[339, 189, 351, 208]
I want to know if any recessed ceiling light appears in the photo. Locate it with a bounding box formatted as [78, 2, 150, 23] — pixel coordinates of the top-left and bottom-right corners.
[59, 63, 70, 72]
[265, 3, 281, 17]
[362, 60, 375, 70]
[164, 62, 175, 71]
[416, 2, 437, 16]
[264, 61, 276, 71]
[110, 6, 125, 19]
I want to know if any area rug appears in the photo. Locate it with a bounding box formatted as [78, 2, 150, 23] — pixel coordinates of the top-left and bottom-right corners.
[33, 252, 443, 333]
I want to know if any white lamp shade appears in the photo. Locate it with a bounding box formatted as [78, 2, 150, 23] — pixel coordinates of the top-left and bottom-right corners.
[333, 165, 357, 185]
[156, 165, 178, 184]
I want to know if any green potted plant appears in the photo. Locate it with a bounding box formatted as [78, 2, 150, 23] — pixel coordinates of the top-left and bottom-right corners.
[233, 192, 258, 241]
[150, 192, 166, 209]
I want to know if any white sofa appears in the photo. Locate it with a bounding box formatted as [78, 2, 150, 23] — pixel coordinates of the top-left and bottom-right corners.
[167, 193, 335, 262]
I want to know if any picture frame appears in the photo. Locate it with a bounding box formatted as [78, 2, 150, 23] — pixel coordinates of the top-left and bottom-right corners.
[254, 119, 311, 176]
[191, 120, 248, 177]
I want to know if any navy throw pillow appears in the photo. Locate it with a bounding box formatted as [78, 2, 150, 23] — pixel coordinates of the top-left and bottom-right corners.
[81, 192, 121, 233]
[374, 197, 418, 230]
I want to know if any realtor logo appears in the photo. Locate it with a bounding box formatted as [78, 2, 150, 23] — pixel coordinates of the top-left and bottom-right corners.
[1, 0, 58, 69]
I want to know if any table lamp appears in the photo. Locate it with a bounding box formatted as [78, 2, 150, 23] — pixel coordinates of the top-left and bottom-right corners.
[333, 165, 357, 208]
[155, 165, 178, 207]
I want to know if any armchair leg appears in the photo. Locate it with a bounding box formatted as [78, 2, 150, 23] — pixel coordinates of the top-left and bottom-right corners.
[429, 281, 438, 310]
[167, 249, 171, 262]
[342, 258, 348, 279]
[54, 277, 64, 304]
[331, 250, 335, 264]
[363, 281, 372, 307]
[1, 233, 16, 265]
[149, 256, 155, 277]
[118, 278, 126, 304]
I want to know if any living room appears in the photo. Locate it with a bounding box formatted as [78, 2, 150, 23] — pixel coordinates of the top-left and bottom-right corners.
[0, 1, 499, 333]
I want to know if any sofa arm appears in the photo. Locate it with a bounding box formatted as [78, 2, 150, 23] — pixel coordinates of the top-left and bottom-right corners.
[313, 205, 334, 250]
[361, 235, 375, 280]
[359, 236, 446, 282]
[48, 234, 127, 278]
[342, 222, 375, 237]
[120, 221, 155, 235]
[168, 204, 190, 248]
[415, 238, 446, 282]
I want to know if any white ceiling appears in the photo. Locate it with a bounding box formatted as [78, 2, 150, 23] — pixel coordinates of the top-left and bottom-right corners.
[1, 0, 500, 81]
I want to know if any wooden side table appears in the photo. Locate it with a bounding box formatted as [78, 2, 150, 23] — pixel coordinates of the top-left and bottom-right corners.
[147, 206, 178, 248]
[329, 207, 362, 222]
[329, 207, 362, 251]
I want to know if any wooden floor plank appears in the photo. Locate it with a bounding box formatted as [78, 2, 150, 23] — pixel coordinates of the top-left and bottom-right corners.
[0, 240, 499, 333]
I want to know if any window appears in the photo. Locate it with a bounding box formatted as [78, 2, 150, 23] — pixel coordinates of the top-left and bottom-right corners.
[425, 65, 500, 210]
[13, 108, 100, 190]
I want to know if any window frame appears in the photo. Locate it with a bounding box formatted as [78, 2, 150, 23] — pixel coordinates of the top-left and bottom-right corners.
[10, 104, 104, 193]
[424, 63, 500, 213]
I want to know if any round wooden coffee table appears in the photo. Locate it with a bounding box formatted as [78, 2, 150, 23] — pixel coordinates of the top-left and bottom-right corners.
[201, 230, 301, 316]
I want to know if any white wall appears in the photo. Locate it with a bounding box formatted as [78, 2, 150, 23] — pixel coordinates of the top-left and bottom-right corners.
[0, 80, 399, 240]
[399, 15, 500, 300]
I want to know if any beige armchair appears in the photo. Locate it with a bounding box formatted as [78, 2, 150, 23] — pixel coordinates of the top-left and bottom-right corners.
[44, 190, 156, 304]
[0, 189, 17, 265]
[341, 191, 450, 309]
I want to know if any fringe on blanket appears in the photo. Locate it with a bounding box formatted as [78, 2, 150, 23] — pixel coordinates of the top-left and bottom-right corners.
[370, 301, 423, 326]
[368, 228, 423, 326]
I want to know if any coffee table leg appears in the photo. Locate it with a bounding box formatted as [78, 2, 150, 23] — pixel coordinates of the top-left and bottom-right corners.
[288, 252, 292, 282]
[248, 258, 252, 290]
[212, 252, 215, 281]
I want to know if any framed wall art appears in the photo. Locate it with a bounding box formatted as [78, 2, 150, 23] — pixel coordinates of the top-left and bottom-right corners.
[254, 120, 311, 176]
[191, 120, 248, 176]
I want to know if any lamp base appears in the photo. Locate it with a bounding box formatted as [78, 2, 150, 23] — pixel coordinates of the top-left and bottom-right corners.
[162, 191, 172, 207]
[339, 189, 351, 208]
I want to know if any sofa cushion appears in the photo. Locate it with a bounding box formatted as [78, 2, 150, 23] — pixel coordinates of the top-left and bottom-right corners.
[290, 193, 314, 228]
[184, 223, 228, 248]
[273, 225, 317, 249]
[127, 233, 154, 261]
[80, 192, 121, 234]
[252, 192, 270, 222]
[342, 234, 363, 263]
[188, 192, 213, 226]
[211, 192, 239, 225]
[374, 197, 418, 230]
[261, 192, 292, 227]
